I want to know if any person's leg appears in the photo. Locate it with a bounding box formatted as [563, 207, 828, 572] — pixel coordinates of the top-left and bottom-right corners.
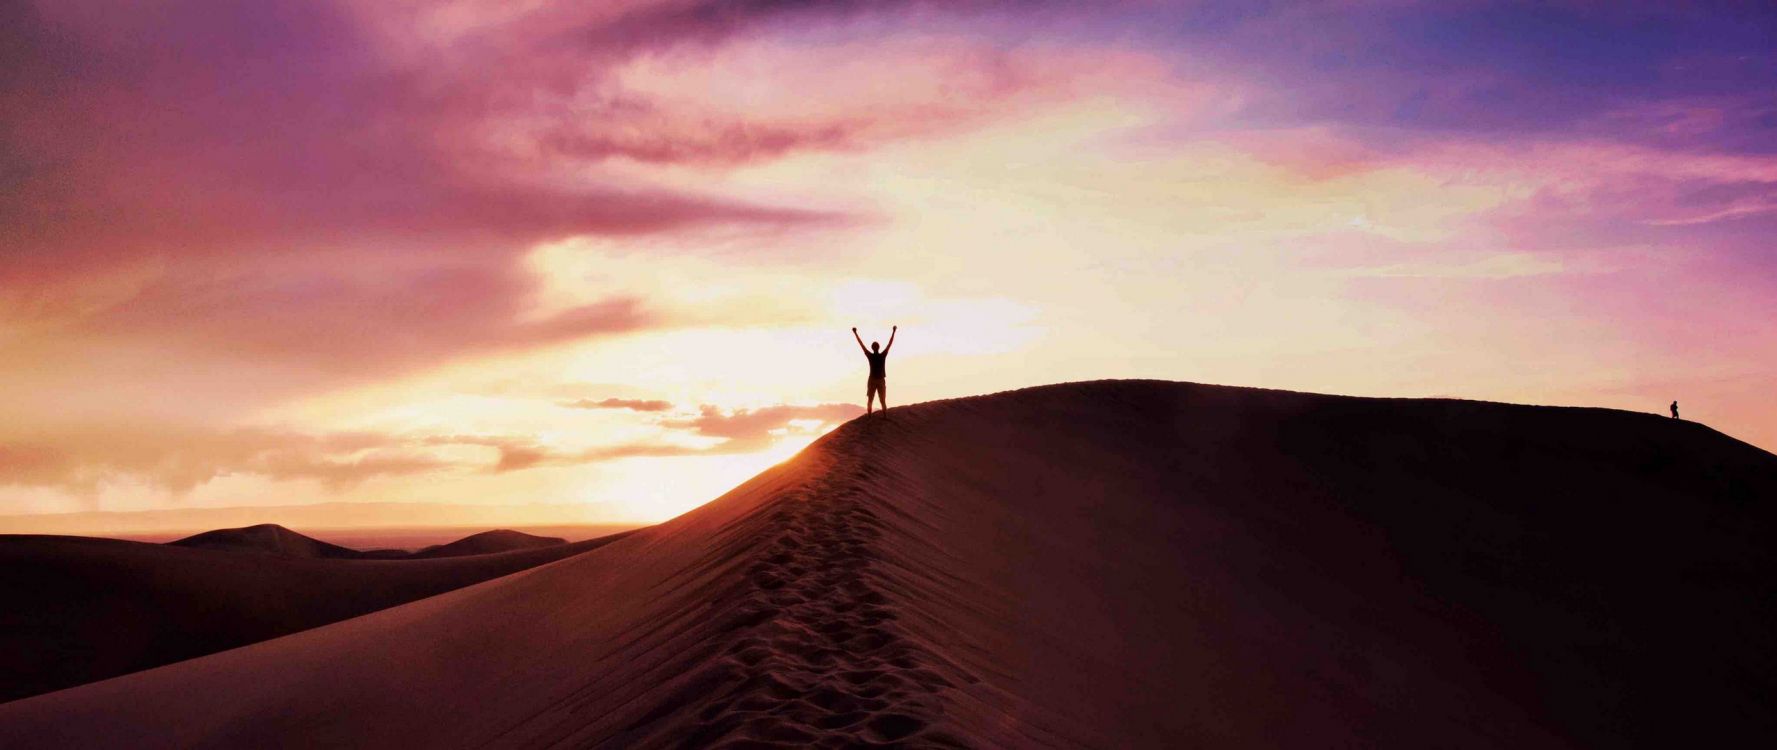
[879, 380, 888, 410]
[866, 379, 880, 413]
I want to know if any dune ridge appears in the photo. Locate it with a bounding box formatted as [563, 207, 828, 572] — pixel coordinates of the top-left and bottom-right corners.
[2, 380, 1773, 747]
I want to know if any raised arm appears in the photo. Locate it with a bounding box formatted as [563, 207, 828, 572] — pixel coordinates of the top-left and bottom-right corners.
[885, 325, 897, 353]
[852, 327, 868, 353]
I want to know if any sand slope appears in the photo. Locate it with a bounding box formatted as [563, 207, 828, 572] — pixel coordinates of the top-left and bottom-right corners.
[2, 380, 1773, 747]
[0, 531, 624, 703]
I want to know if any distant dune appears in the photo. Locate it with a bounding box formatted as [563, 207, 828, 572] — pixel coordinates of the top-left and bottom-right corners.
[166, 524, 568, 560]
[410, 529, 568, 559]
[168, 523, 397, 559]
[0, 502, 634, 539]
[2, 381, 1773, 747]
[0, 528, 631, 703]
[283, 524, 635, 552]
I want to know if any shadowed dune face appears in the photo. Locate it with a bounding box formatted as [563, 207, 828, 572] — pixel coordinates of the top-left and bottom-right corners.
[1, 380, 1773, 747]
[0, 531, 625, 703]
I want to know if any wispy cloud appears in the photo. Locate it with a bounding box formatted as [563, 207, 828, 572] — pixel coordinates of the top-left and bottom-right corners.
[560, 398, 677, 412]
[0, 427, 453, 495]
[1337, 253, 1568, 280]
[489, 402, 866, 471]
[662, 403, 865, 450]
[0, 400, 863, 497]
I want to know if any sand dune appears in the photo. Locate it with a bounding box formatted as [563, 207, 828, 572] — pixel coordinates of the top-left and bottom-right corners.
[169, 523, 404, 559]
[411, 529, 569, 559]
[0, 530, 626, 704]
[168, 524, 569, 560]
[2, 380, 1773, 747]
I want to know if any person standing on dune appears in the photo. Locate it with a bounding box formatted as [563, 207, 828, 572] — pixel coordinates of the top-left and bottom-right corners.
[853, 325, 896, 414]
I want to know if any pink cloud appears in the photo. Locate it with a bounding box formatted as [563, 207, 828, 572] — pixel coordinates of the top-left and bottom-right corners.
[477, 24, 1184, 170]
[1, 2, 863, 415]
[83, 266, 647, 372]
[1208, 127, 1393, 181]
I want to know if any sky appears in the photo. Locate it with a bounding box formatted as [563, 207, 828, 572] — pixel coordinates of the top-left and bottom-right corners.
[3, 1, 1775, 529]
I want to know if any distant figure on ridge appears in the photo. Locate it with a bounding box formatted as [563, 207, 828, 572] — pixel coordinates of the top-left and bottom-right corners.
[1671, 401, 1680, 419]
[853, 325, 896, 414]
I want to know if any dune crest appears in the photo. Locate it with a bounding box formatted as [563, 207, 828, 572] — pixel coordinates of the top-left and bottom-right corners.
[169, 523, 389, 559]
[411, 529, 567, 559]
[3, 380, 1773, 747]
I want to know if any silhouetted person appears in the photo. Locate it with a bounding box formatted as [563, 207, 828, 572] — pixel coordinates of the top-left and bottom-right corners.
[853, 325, 896, 414]
[1671, 401, 1680, 420]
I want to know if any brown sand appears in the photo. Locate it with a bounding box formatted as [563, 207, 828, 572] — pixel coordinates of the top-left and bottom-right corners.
[1, 380, 1772, 747]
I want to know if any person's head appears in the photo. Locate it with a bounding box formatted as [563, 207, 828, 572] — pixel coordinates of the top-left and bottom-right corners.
[871, 341, 880, 352]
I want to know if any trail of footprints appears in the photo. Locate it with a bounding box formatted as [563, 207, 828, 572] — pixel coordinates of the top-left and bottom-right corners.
[683, 460, 968, 748]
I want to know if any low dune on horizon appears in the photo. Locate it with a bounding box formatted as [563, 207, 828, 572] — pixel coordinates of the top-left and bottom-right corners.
[165, 523, 578, 560]
[0, 524, 637, 703]
[0, 502, 643, 544]
[2, 379, 1774, 747]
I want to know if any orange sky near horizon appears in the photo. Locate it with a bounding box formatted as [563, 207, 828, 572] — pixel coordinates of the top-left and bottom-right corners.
[4, 2, 1775, 532]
